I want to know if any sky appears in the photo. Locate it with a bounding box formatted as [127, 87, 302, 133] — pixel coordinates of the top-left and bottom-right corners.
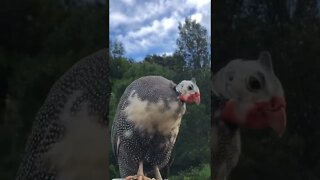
[109, 0, 211, 61]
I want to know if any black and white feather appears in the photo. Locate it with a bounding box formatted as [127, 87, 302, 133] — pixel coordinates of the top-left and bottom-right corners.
[111, 76, 200, 178]
[16, 50, 110, 180]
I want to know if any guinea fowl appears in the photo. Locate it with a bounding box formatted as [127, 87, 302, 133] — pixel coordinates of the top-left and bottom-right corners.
[111, 76, 200, 180]
[212, 51, 287, 180]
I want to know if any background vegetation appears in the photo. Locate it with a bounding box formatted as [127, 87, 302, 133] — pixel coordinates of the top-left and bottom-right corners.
[0, 0, 211, 179]
[213, 1, 320, 179]
[109, 18, 211, 179]
[1, 0, 319, 180]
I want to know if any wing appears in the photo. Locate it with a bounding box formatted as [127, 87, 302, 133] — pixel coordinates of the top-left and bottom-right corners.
[111, 114, 121, 160]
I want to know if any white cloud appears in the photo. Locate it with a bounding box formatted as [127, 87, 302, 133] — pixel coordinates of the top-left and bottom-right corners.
[187, 0, 211, 33]
[157, 51, 174, 56]
[110, 0, 211, 60]
[121, 0, 135, 6]
[186, 0, 210, 9]
[109, 12, 129, 27]
[191, 13, 203, 23]
[116, 17, 177, 55]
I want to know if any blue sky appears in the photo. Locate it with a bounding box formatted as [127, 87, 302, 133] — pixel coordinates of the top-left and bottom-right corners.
[110, 0, 211, 61]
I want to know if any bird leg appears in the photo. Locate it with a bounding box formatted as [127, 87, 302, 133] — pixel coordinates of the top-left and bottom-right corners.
[137, 162, 144, 176]
[154, 166, 163, 180]
[125, 162, 148, 180]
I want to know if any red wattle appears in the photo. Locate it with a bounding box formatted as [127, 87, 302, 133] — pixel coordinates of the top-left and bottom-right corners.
[179, 93, 201, 104]
[221, 96, 287, 135]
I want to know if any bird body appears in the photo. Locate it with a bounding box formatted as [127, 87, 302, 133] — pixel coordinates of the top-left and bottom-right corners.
[212, 95, 241, 180]
[16, 49, 110, 180]
[212, 51, 287, 180]
[111, 76, 200, 179]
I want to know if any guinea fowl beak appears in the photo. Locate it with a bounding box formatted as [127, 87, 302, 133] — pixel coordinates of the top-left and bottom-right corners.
[267, 96, 287, 136]
[194, 92, 201, 105]
[252, 96, 287, 136]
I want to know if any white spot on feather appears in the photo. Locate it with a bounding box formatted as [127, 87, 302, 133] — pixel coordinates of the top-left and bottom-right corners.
[45, 91, 108, 180]
[124, 130, 133, 138]
[123, 91, 185, 135]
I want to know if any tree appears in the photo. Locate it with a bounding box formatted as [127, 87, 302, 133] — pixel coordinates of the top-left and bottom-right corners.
[144, 53, 186, 72]
[176, 17, 210, 69]
[109, 39, 125, 59]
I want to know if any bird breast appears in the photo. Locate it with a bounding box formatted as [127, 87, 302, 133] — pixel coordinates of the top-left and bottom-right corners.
[44, 92, 108, 180]
[123, 91, 186, 136]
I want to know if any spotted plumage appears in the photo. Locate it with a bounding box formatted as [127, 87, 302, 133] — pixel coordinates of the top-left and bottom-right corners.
[16, 49, 110, 180]
[111, 76, 200, 179]
[212, 51, 287, 180]
[212, 95, 241, 180]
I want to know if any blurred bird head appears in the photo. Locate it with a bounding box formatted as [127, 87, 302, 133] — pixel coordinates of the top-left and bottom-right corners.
[176, 78, 201, 105]
[213, 51, 287, 136]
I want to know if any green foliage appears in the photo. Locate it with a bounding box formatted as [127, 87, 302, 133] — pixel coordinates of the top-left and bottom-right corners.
[170, 163, 210, 180]
[123, 62, 175, 80]
[108, 20, 211, 178]
[109, 164, 120, 179]
[109, 55, 210, 179]
[170, 68, 211, 174]
[144, 53, 186, 72]
[110, 57, 133, 80]
[108, 17, 211, 180]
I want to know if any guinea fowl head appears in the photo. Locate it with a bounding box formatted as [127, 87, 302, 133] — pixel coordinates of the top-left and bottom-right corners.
[213, 51, 287, 135]
[176, 78, 201, 105]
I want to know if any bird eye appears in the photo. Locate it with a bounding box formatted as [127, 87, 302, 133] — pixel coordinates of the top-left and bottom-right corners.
[226, 71, 235, 82]
[247, 75, 264, 92]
